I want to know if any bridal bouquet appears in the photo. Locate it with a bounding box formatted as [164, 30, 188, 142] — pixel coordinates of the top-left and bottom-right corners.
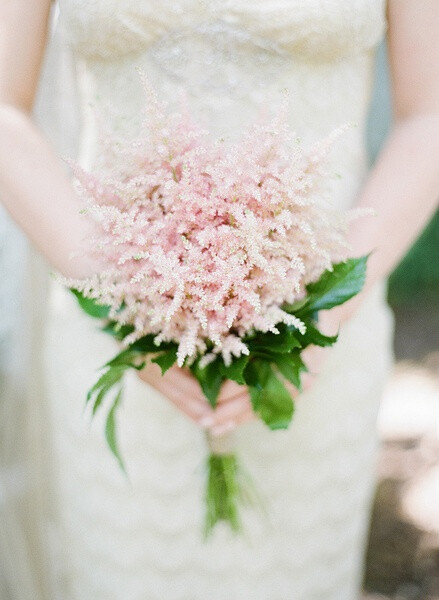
[65, 78, 368, 536]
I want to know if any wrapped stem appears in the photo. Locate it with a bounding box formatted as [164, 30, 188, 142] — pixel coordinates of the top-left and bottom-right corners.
[205, 451, 241, 537]
[204, 431, 262, 538]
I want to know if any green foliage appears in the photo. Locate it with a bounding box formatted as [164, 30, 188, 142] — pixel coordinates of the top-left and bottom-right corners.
[86, 364, 125, 407]
[86, 364, 128, 472]
[71, 289, 111, 319]
[151, 348, 178, 374]
[105, 348, 146, 370]
[105, 389, 125, 473]
[190, 358, 224, 408]
[205, 453, 241, 536]
[246, 326, 301, 354]
[101, 322, 135, 341]
[298, 255, 368, 314]
[204, 444, 266, 537]
[389, 210, 439, 307]
[297, 320, 338, 348]
[218, 354, 249, 384]
[269, 352, 307, 391]
[86, 347, 147, 472]
[245, 360, 294, 430]
[130, 334, 162, 353]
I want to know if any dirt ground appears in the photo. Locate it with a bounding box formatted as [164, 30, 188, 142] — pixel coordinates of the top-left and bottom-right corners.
[362, 307, 439, 600]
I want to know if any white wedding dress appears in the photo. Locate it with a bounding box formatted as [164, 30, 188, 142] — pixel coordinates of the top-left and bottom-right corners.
[42, 1, 394, 598]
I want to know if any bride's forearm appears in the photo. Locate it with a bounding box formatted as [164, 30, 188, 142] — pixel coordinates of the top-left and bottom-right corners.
[0, 104, 98, 278]
[340, 114, 439, 318]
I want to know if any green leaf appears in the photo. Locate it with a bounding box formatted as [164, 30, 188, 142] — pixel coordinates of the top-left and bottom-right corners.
[219, 354, 250, 385]
[247, 326, 301, 354]
[247, 361, 295, 430]
[105, 388, 126, 473]
[243, 358, 270, 388]
[271, 352, 307, 391]
[105, 349, 145, 370]
[86, 365, 124, 404]
[302, 256, 368, 314]
[92, 384, 111, 415]
[298, 321, 338, 348]
[151, 347, 178, 375]
[130, 334, 159, 353]
[190, 358, 224, 408]
[86, 364, 129, 418]
[71, 288, 111, 319]
[129, 335, 177, 354]
[282, 297, 309, 314]
[101, 322, 135, 341]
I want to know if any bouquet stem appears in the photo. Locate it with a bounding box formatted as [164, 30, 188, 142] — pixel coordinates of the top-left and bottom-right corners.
[204, 431, 260, 538]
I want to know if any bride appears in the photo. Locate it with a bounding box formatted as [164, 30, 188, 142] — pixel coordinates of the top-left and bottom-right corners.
[1, 1, 438, 598]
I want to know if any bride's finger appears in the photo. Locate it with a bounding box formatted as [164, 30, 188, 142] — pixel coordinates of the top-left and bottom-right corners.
[209, 405, 256, 437]
[138, 365, 213, 421]
[204, 393, 252, 428]
[141, 363, 204, 402]
[301, 372, 315, 391]
[167, 365, 208, 399]
[158, 379, 213, 421]
[217, 379, 246, 404]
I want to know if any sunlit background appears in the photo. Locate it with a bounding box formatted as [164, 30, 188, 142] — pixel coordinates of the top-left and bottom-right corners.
[362, 42, 439, 600]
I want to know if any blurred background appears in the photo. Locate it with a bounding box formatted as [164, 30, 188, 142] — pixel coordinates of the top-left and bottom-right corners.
[362, 43, 439, 600]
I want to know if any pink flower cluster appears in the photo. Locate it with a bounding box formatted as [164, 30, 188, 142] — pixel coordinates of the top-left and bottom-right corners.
[66, 82, 352, 366]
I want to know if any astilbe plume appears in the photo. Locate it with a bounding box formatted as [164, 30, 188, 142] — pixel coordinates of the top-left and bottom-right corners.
[64, 82, 353, 368]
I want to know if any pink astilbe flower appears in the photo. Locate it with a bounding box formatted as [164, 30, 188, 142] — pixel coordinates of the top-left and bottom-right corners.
[65, 82, 354, 367]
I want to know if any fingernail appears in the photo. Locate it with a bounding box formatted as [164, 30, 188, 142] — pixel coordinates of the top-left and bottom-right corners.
[210, 421, 236, 437]
[198, 414, 214, 428]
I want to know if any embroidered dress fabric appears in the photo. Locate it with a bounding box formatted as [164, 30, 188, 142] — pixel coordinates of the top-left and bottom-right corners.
[42, 2, 394, 598]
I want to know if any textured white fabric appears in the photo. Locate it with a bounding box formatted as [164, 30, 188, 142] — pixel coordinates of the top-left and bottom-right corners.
[44, 2, 393, 598]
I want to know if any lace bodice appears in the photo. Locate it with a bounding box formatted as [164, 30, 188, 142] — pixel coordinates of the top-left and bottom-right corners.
[59, 0, 386, 62]
[58, 1, 386, 213]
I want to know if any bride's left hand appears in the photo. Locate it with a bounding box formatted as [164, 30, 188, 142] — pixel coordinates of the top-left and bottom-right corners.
[199, 380, 255, 437]
[203, 304, 353, 437]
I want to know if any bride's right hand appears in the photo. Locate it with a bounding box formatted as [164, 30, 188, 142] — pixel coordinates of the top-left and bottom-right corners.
[137, 362, 215, 424]
[137, 363, 255, 432]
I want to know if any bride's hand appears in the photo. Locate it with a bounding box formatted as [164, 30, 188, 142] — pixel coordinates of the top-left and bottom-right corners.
[137, 362, 215, 423]
[199, 381, 255, 437]
[137, 304, 353, 435]
[137, 361, 256, 435]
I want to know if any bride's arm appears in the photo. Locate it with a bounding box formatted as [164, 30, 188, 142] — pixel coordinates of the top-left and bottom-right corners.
[0, 0, 98, 277]
[328, 0, 439, 325]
